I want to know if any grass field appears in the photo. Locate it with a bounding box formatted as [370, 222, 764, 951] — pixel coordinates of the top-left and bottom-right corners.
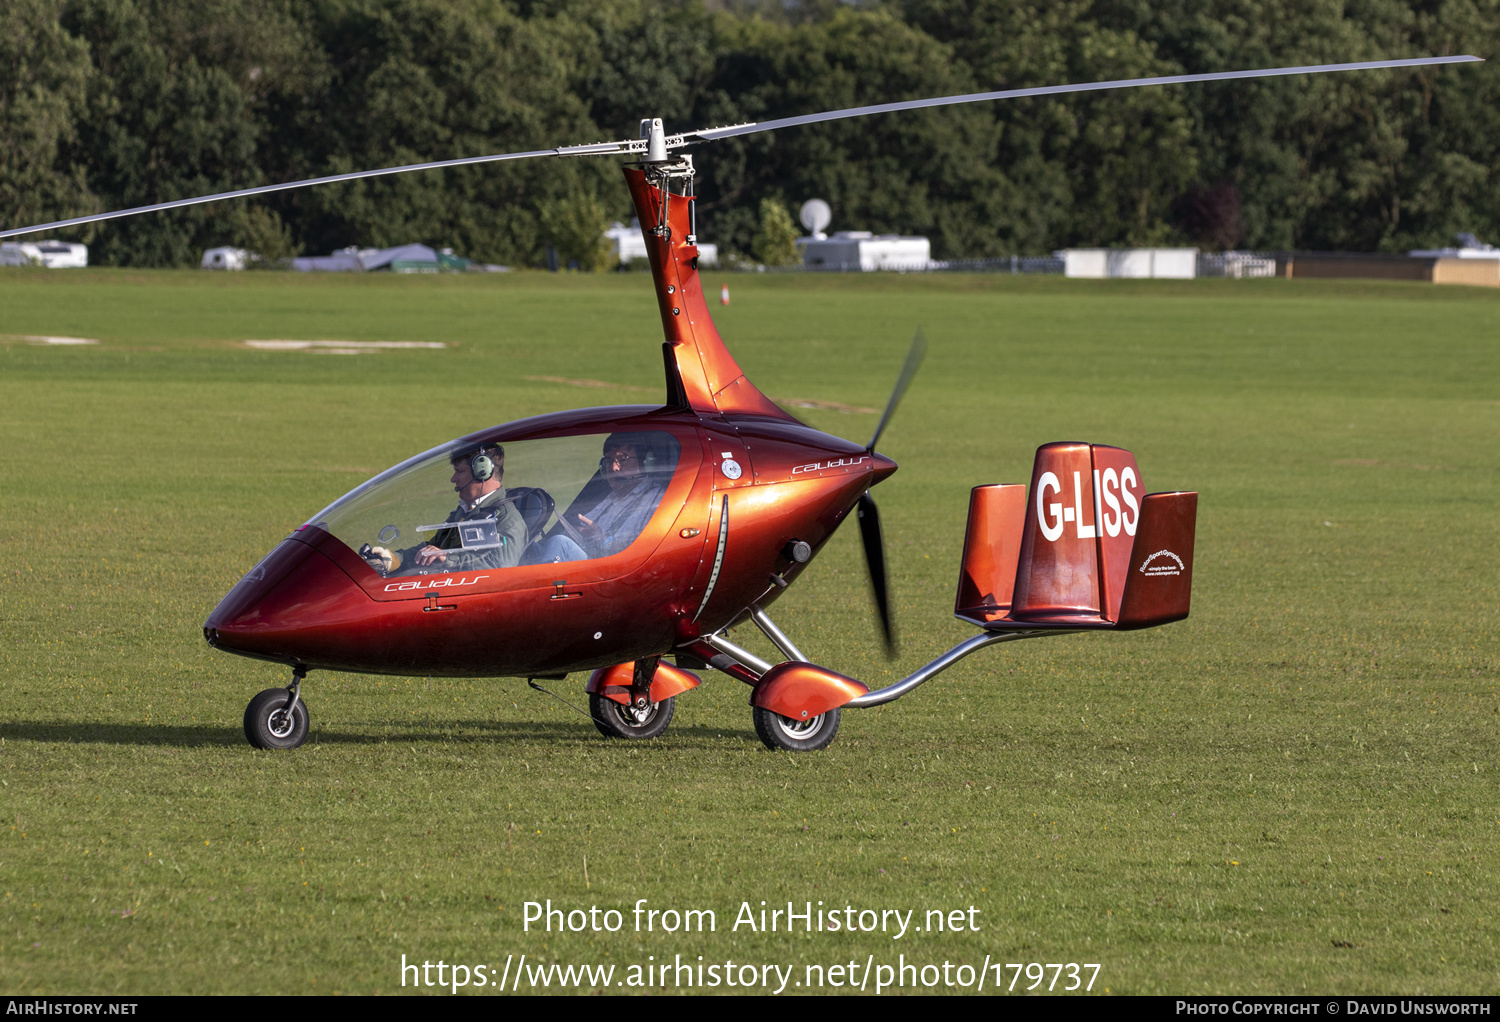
[0, 267, 1497, 995]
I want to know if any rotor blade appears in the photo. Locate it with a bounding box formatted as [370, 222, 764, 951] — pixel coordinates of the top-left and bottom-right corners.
[6, 54, 1477, 241]
[690, 55, 1482, 141]
[0, 146, 561, 240]
[868, 329, 928, 451]
[857, 493, 896, 658]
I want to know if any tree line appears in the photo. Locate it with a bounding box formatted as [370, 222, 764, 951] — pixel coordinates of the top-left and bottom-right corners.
[3, 0, 1497, 267]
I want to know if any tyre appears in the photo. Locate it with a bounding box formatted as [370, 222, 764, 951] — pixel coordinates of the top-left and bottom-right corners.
[589, 693, 674, 740]
[753, 705, 840, 752]
[244, 688, 310, 750]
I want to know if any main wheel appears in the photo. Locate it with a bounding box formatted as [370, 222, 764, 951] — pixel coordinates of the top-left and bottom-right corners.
[589, 693, 674, 740]
[244, 688, 310, 750]
[753, 705, 841, 752]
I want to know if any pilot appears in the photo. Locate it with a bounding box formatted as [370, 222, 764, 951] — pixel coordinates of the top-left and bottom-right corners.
[363, 442, 528, 574]
[526, 433, 669, 563]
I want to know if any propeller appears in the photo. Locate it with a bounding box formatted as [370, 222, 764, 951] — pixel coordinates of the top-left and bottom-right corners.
[0, 55, 1479, 240]
[857, 492, 895, 658]
[856, 329, 928, 658]
[868, 329, 927, 452]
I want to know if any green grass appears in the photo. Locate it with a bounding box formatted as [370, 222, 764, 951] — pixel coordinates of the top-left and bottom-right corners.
[1, 267, 1496, 995]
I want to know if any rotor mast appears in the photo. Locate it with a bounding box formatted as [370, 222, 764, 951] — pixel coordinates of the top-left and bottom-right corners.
[628, 119, 794, 421]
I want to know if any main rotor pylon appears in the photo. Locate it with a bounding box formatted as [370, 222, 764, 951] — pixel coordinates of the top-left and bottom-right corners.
[626, 162, 794, 421]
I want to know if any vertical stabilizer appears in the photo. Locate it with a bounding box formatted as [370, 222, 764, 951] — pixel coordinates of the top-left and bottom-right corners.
[1011, 442, 1104, 621]
[1009, 442, 1148, 623]
[1089, 444, 1143, 622]
[954, 484, 1026, 622]
[1115, 492, 1197, 629]
[624, 167, 795, 421]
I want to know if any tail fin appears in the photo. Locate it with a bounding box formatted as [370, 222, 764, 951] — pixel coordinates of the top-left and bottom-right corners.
[954, 484, 1026, 622]
[1115, 491, 1197, 629]
[1011, 442, 1144, 623]
[954, 442, 1195, 631]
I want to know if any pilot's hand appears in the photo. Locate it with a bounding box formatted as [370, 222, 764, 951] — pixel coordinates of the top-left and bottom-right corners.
[362, 545, 401, 573]
[575, 513, 603, 544]
[413, 544, 448, 567]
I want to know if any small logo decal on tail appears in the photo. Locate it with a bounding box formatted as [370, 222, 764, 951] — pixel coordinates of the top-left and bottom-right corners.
[1138, 550, 1185, 576]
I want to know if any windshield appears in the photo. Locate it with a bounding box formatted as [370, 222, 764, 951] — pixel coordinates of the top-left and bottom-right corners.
[303, 431, 683, 576]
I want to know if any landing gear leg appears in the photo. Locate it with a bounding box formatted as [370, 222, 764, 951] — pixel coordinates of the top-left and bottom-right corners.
[244, 666, 311, 750]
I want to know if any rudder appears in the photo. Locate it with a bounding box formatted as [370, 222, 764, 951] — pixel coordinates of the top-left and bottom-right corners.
[1011, 442, 1145, 624]
[954, 484, 1026, 622]
[1115, 491, 1198, 629]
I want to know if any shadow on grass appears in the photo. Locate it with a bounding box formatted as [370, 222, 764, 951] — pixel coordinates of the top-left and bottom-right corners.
[0, 720, 755, 748]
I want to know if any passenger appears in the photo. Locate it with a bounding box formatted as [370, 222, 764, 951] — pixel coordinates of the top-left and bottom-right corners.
[528, 433, 669, 563]
[362, 443, 527, 574]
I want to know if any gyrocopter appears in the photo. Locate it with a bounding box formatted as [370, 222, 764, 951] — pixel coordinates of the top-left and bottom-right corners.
[3, 55, 1479, 751]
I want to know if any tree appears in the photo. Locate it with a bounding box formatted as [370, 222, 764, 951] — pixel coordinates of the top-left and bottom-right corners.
[278, 0, 617, 267]
[59, 0, 305, 265]
[234, 205, 299, 264]
[898, 0, 1198, 249]
[538, 190, 613, 270]
[0, 0, 94, 235]
[752, 197, 800, 265]
[1091, 0, 1500, 251]
[8, 0, 1494, 263]
[690, 8, 1011, 257]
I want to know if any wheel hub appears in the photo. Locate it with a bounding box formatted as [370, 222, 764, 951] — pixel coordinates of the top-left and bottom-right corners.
[775, 713, 824, 739]
[268, 707, 295, 738]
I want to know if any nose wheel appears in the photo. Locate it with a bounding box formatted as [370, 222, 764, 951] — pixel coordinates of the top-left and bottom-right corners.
[244, 669, 310, 750]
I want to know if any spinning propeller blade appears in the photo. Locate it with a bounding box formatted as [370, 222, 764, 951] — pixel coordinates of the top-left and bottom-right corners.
[857, 492, 896, 658]
[868, 329, 927, 452]
[855, 330, 929, 658]
[0, 55, 1479, 239]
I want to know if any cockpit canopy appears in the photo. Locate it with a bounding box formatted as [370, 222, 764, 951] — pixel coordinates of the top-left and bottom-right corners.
[303, 430, 683, 574]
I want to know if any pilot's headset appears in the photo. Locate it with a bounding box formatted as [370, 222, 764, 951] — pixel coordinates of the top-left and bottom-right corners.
[457, 444, 503, 490]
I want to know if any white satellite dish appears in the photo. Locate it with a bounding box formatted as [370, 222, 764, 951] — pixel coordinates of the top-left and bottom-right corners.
[800, 199, 831, 239]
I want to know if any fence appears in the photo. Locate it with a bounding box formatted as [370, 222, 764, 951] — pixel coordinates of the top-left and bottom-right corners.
[737, 255, 1065, 274]
[734, 252, 1284, 277]
[1196, 251, 1278, 278]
